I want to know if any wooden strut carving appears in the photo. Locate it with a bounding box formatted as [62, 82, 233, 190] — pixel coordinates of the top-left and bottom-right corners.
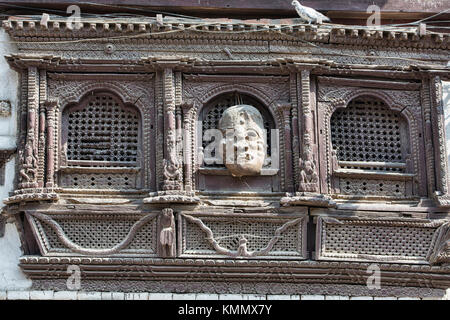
[182, 213, 302, 258]
[158, 208, 176, 258]
[298, 69, 319, 193]
[27, 211, 157, 255]
[19, 66, 39, 189]
[162, 68, 183, 191]
[427, 221, 450, 265]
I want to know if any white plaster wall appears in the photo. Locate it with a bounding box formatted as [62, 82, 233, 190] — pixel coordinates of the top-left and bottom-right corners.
[0, 28, 31, 290]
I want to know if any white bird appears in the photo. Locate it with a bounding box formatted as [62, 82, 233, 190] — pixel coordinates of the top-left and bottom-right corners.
[291, 0, 330, 24]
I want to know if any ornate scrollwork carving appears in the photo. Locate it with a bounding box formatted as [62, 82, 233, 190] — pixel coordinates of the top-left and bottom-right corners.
[182, 213, 303, 258]
[428, 221, 450, 265]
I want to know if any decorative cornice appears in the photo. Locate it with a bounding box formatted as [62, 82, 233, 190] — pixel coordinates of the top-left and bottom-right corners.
[3, 18, 449, 50]
[141, 56, 197, 70]
[317, 76, 422, 90]
[5, 54, 62, 70]
[19, 255, 450, 291]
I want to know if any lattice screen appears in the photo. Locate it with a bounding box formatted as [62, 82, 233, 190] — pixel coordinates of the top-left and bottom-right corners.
[33, 214, 158, 255]
[66, 93, 140, 163]
[330, 97, 407, 164]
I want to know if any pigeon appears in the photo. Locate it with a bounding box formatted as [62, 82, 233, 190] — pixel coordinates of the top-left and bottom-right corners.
[291, 0, 330, 24]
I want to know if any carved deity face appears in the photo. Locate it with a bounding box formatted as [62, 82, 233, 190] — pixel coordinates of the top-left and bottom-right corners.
[218, 104, 265, 177]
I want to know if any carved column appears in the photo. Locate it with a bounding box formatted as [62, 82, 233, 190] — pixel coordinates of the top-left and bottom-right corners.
[142, 58, 199, 204]
[277, 103, 294, 192]
[162, 68, 183, 191]
[431, 76, 448, 194]
[37, 70, 47, 188]
[421, 77, 436, 197]
[290, 72, 301, 190]
[19, 66, 39, 189]
[158, 208, 176, 258]
[298, 69, 319, 193]
[430, 75, 450, 207]
[44, 99, 58, 188]
[181, 102, 194, 192]
[37, 103, 46, 188]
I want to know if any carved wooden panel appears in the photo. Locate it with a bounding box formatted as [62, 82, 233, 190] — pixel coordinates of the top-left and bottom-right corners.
[317, 80, 425, 198]
[316, 216, 446, 264]
[65, 93, 140, 163]
[200, 92, 274, 166]
[47, 75, 156, 191]
[178, 211, 308, 260]
[186, 77, 288, 192]
[331, 97, 408, 164]
[26, 210, 159, 257]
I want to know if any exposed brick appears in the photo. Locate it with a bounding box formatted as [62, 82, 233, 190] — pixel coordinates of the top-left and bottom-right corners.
[111, 292, 125, 300]
[30, 291, 54, 300]
[301, 295, 325, 300]
[7, 291, 30, 300]
[325, 295, 350, 300]
[54, 291, 77, 300]
[350, 296, 374, 300]
[78, 292, 102, 300]
[133, 292, 149, 300]
[242, 294, 266, 300]
[172, 293, 196, 300]
[101, 292, 113, 300]
[148, 293, 173, 300]
[422, 296, 443, 300]
[124, 292, 149, 300]
[219, 294, 244, 300]
[196, 294, 219, 300]
[267, 295, 293, 300]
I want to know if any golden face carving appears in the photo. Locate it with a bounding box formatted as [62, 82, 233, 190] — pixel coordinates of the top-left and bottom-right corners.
[218, 104, 266, 177]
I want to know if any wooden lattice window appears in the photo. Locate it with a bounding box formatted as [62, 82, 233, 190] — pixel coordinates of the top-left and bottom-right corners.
[330, 96, 409, 172]
[65, 92, 140, 166]
[60, 91, 142, 190]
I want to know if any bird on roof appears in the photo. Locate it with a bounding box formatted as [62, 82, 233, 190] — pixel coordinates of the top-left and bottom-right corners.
[291, 1, 330, 24]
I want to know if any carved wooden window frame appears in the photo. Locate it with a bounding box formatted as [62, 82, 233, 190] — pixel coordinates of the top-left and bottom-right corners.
[47, 75, 157, 192]
[194, 90, 282, 192]
[318, 86, 426, 199]
[184, 78, 291, 193]
[59, 90, 144, 190]
[198, 92, 277, 169]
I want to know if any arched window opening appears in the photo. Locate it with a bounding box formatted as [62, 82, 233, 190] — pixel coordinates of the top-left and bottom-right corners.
[200, 92, 275, 168]
[60, 91, 142, 190]
[330, 96, 409, 173]
[66, 92, 140, 165]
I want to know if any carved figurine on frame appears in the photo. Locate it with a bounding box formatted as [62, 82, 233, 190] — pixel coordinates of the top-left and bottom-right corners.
[159, 208, 176, 258]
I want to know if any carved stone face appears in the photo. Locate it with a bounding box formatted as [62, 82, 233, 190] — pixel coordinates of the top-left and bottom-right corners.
[218, 104, 265, 177]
